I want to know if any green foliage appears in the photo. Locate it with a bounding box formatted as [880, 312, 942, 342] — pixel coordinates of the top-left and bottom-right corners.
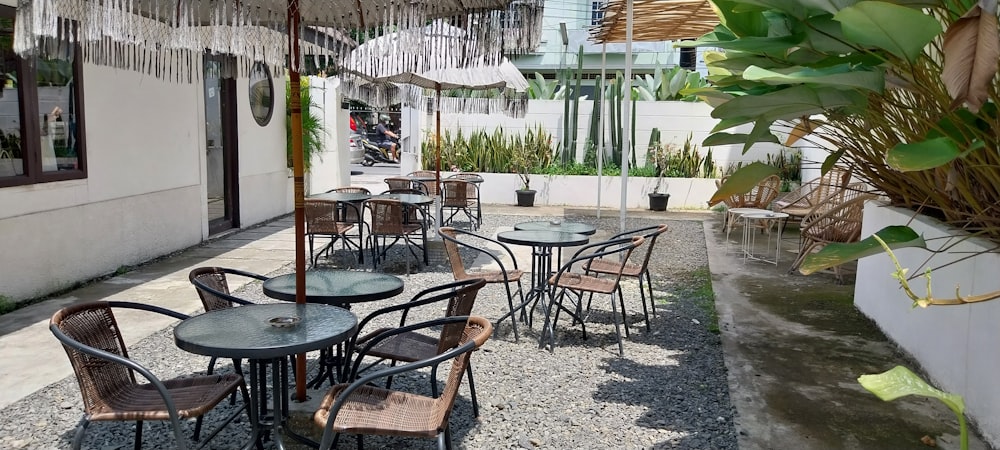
[0, 295, 14, 315]
[634, 66, 709, 101]
[859, 366, 968, 450]
[527, 72, 567, 100]
[765, 148, 802, 188]
[694, 0, 1000, 245]
[422, 126, 554, 189]
[647, 133, 717, 187]
[286, 78, 326, 170]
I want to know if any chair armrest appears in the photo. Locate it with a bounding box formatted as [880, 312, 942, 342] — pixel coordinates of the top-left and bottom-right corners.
[106, 301, 191, 320]
[441, 227, 520, 270]
[224, 269, 269, 282]
[322, 339, 476, 449]
[605, 224, 661, 242]
[344, 316, 474, 385]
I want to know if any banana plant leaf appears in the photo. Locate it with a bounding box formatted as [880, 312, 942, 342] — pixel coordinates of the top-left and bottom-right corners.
[703, 132, 779, 146]
[833, 1, 943, 63]
[742, 65, 885, 92]
[886, 137, 981, 171]
[799, 225, 926, 275]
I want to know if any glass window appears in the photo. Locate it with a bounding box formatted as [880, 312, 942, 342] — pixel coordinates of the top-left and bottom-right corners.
[0, 6, 86, 187]
[592, 1, 606, 26]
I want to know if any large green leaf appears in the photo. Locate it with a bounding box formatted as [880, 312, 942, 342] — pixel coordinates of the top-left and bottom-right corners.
[799, 225, 926, 275]
[858, 366, 965, 418]
[711, 85, 866, 122]
[703, 131, 779, 146]
[708, 162, 780, 206]
[683, 33, 806, 55]
[885, 137, 967, 171]
[710, 0, 771, 37]
[743, 65, 885, 92]
[796, 14, 862, 55]
[799, 0, 859, 14]
[833, 1, 943, 63]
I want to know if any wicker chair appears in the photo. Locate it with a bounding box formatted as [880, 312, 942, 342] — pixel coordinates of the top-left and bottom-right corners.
[408, 170, 440, 196]
[305, 199, 363, 265]
[365, 197, 426, 268]
[584, 224, 668, 332]
[314, 316, 493, 450]
[773, 167, 852, 225]
[447, 173, 484, 227]
[441, 179, 480, 230]
[788, 188, 876, 282]
[546, 236, 645, 357]
[188, 266, 265, 407]
[439, 226, 527, 342]
[50, 301, 250, 450]
[385, 176, 428, 194]
[721, 174, 783, 232]
[343, 279, 486, 417]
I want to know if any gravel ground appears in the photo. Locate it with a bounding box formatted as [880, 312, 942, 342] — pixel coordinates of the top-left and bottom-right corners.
[0, 214, 737, 449]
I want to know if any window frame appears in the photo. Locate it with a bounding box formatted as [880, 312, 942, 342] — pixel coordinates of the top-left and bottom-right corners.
[591, 1, 606, 27]
[0, 6, 87, 188]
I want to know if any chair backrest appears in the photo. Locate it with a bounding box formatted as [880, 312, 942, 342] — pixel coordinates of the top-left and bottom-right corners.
[304, 199, 340, 234]
[441, 179, 471, 207]
[438, 227, 470, 280]
[726, 174, 782, 209]
[802, 191, 876, 243]
[634, 224, 669, 272]
[408, 171, 439, 195]
[384, 177, 411, 190]
[329, 186, 370, 195]
[809, 167, 852, 204]
[365, 198, 406, 236]
[51, 302, 135, 416]
[435, 279, 486, 354]
[448, 172, 483, 183]
[189, 267, 235, 311]
[560, 236, 645, 289]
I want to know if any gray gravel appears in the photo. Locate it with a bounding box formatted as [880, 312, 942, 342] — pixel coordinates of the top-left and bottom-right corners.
[0, 214, 736, 449]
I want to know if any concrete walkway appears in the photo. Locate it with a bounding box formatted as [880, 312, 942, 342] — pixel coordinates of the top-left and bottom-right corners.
[0, 198, 988, 449]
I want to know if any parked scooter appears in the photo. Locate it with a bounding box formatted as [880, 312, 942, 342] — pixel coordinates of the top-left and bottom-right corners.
[360, 136, 399, 166]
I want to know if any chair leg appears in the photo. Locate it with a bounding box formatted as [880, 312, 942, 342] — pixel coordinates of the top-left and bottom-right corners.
[466, 362, 480, 418]
[644, 271, 656, 317]
[609, 292, 625, 357]
[617, 285, 630, 338]
[503, 283, 520, 342]
[71, 417, 90, 450]
[636, 276, 651, 332]
[133, 420, 143, 450]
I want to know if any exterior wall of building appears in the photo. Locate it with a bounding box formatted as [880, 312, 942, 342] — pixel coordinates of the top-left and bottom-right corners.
[1, 63, 288, 302]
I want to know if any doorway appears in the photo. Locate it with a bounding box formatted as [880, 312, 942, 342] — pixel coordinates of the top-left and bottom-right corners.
[203, 55, 239, 235]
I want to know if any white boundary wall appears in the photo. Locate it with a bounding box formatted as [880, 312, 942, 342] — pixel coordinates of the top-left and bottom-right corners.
[855, 203, 1000, 447]
[1, 64, 287, 302]
[435, 100, 782, 170]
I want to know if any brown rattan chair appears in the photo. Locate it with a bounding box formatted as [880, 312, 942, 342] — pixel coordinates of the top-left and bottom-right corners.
[408, 170, 440, 196]
[326, 186, 371, 225]
[365, 197, 426, 269]
[788, 187, 876, 282]
[343, 278, 486, 417]
[447, 173, 484, 227]
[188, 266, 265, 406]
[772, 167, 851, 221]
[546, 236, 645, 357]
[439, 226, 527, 342]
[584, 224, 669, 332]
[305, 198, 363, 265]
[50, 301, 250, 450]
[314, 316, 493, 450]
[327, 186, 371, 195]
[441, 179, 480, 230]
[385, 176, 428, 194]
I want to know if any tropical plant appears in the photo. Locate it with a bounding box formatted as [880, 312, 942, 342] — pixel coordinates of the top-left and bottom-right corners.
[692, 0, 1000, 302]
[285, 78, 326, 171]
[634, 66, 709, 101]
[527, 72, 568, 100]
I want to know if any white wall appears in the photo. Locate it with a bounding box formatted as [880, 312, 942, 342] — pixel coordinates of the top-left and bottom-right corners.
[855, 203, 1000, 447]
[1, 63, 289, 302]
[304, 76, 350, 195]
[435, 100, 781, 171]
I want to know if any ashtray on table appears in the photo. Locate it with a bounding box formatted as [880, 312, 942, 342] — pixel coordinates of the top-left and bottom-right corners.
[268, 316, 301, 328]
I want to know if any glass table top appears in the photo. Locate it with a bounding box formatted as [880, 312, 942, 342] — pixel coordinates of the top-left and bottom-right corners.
[263, 270, 404, 305]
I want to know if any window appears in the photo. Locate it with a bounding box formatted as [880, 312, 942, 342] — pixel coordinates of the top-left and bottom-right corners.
[591, 1, 606, 26]
[0, 6, 86, 187]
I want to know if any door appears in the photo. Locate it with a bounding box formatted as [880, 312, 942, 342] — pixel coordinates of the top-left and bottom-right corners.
[204, 55, 239, 235]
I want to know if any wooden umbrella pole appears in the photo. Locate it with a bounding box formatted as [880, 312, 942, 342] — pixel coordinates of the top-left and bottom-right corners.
[288, 0, 307, 402]
[435, 86, 442, 194]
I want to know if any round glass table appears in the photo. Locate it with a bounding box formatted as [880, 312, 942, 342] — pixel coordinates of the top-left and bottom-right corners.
[514, 220, 597, 236]
[174, 303, 357, 449]
[497, 229, 590, 350]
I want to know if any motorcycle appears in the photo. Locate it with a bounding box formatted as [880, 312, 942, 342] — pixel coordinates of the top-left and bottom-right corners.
[360, 135, 399, 166]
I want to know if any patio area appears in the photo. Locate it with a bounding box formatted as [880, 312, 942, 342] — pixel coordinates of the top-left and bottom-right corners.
[0, 205, 986, 449]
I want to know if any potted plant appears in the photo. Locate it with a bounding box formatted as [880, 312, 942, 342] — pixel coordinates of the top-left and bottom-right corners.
[647, 141, 673, 211]
[510, 137, 540, 207]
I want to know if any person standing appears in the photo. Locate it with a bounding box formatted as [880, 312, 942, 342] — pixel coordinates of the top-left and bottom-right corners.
[375, 114, 399, 162]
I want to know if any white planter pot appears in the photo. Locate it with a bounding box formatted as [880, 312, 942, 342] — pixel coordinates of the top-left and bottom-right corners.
[856, 202, 1000, 447]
